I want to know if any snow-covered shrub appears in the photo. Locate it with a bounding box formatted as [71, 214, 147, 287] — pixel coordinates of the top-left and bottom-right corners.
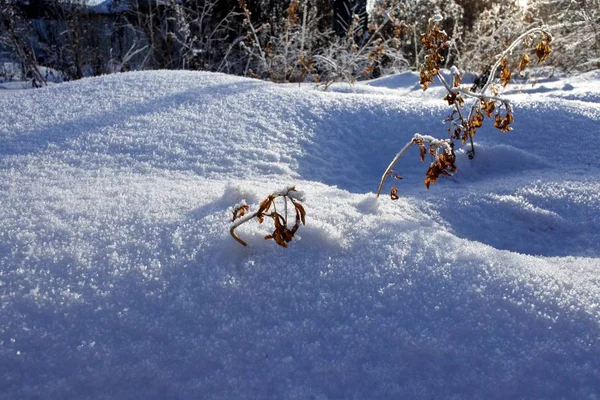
[237, 0, 322, 83]
[460, 1, 529, 73]
[377, 20, 553, 198]
[526, 0, 600, 72]
[460, 0, 599, 74]
[368, 0, 464, 70]
[0, 60, 19, 82]
[237, 0, 410, 86]
[312, 1, 410, 89]
[169, 0, 241, 71]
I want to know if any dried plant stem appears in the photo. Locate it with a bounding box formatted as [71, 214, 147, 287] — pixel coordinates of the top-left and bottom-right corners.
[437, 73, 478, 156]
[376, 134, 452, 197]
[481, 27, 552, 96]
[376, 139, 415, 198]
[230, 187, 306, 247]
[230, 210, 260, 246]
[466, 28, 551, 122]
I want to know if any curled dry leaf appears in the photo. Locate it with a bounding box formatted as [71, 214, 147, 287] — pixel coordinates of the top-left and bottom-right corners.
[390, 187, 399, 200]
[232, 204, 250, 221]
[444, 92, 464, 107]
[518, 54, 530, 73]
[294, 202, 306, 225]
[500, 58, 511, 87]
[481, 99, 495, 117]
[494, 112, 514, 132]
[420, 70, 435, 91]
[419, 143, 427, 162]
[535, 34, 552, 63]
[424, 147, 456, 189]
[470, 109, 484, 128]
[453, 72, 462, 88]
[452, 127, 462, 140]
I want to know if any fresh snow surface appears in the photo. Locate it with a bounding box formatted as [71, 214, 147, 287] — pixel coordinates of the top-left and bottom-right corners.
[1, 70, 599, 399]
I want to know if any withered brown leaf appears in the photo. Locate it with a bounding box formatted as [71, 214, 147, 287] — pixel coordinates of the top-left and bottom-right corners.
[535, 35, 552, 63]
[494, 113, 514, 132]
[424, 176, 432, 189]
[453, 73, 462, 88]
[232, 204, 250, 221]
[518, 54, 530, 73]
[444, 92, 464, 107]
[500, 59, 511, 87]
[294, 202, 306, 225]
[420, 69, 435, 91]
[481, 100, 495, 118]
[257, 197, 273, 216]
[470, 110, 484, 128]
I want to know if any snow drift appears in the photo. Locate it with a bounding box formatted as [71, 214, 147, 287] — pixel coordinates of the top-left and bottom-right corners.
[0, 70, 599, 399]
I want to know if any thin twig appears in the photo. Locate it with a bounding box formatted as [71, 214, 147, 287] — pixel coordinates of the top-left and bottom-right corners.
[376, 139, 415, 197]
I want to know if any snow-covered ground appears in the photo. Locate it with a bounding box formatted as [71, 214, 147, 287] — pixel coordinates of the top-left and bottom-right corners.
[1, 70, 599, 399]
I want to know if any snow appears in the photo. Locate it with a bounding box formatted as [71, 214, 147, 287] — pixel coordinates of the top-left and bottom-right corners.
[0, 69, 599, 399]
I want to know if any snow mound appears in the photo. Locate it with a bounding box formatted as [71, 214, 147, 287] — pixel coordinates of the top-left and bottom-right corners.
[0, 70, 599, 399]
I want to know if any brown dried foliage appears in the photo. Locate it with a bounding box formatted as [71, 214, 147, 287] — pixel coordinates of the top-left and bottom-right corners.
[379, 25, 552, 199]
[518, 54, 530, 73]
[230, 187, 306, 248]
[420, 142, 456, 189]
[500, 59, 511, 87]
[535, 34, 552, 64]
[444, 92, 464, 107]
[286, 0, 300, 26]
[481, 100, 495, 117]
[232, 204, 250, 220]
[434, 28, 551, 153]
[420, 23, 448, 90]
[494, 111, 514, 133]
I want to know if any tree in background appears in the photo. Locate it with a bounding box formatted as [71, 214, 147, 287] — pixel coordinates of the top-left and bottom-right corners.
[332, 0, 367, 35]
[1, 0, 598, 85]
[369, 0, 463, 70]
[0, 0, 46, 85]
[460, 0, 529, 73]
[526, 0, 600, 72]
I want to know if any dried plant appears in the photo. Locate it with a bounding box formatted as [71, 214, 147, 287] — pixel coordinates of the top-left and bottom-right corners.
[376, 134, 456, 198]
[376, 21, 552, 199]
[230, 187, 306, 248]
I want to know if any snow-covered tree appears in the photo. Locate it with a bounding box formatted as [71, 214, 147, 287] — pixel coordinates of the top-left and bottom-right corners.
[368, 0, 464, 70]
[0, 0, 46, 86]
[460, 0, 530, 73]
[526, 0, 600, 72]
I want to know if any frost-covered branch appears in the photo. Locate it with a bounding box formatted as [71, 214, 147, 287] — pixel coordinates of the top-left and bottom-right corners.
[376, 134, 455, 198]
[480, 27, 553, 96]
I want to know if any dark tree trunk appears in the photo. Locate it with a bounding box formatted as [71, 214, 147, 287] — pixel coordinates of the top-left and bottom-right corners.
[332, 0, 366, 36]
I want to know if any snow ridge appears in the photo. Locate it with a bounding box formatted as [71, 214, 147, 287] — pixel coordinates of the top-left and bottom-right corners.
[0, 70, 599, 399]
